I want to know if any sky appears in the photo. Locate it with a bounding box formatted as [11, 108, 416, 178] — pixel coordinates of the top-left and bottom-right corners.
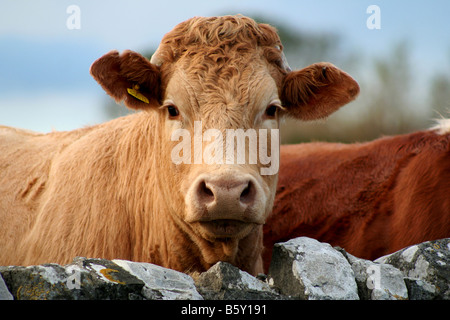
[1, 0, 449, 132]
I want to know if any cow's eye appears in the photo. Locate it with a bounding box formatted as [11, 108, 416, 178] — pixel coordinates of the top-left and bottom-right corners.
[166, 105, 180, 118]
[265, 104, 278, 118]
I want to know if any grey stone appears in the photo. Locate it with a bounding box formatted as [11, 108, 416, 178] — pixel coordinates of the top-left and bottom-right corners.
[194, 261, 284, 300]
[0, 274, 13, 300]
[0, 257, 146, 300]
[404, 277, 438, 300]
[0, 237, 448, 300]
[113, 259, 203, 300]
[0, 257, 203, 300]
[340, 250, 408, 300]
[375, 238, 450, 299]
[268, 237, 359, 300]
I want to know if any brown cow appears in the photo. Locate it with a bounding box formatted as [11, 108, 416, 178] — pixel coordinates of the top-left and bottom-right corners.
[264, 120, 450, 271]
[0, 15, 359, 275]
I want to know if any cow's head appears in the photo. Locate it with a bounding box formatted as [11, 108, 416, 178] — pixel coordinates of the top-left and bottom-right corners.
[90, 15, 359, 270]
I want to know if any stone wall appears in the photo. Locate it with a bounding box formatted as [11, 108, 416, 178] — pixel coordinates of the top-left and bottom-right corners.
[1, 237, 448, 300]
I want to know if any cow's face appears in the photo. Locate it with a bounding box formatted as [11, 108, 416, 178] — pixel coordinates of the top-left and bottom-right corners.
[90, 16, 359, 245]
[160, 56, 282, 241]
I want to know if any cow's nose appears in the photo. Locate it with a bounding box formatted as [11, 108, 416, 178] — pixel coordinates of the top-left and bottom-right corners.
[199, 178, 255, 206]
[195, 176, 257, 218]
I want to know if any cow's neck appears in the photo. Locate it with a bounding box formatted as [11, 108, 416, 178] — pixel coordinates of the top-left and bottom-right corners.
[136, 194, 264, 275]
[118, 114, 263, 275]
[195, 226, 265, 275]
[163, 214, 265, 275]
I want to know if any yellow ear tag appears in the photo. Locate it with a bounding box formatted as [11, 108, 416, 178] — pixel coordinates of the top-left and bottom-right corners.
[127, 84, 149, 104]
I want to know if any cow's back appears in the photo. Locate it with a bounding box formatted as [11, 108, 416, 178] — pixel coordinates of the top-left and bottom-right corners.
[0, 125, 91, 264]
[264, 129, 450, 267]
[389, 131, 450, 250]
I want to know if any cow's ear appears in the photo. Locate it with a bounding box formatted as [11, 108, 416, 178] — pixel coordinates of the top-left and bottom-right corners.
[90, 50, 160, 110]
[280, 62, 359, 120]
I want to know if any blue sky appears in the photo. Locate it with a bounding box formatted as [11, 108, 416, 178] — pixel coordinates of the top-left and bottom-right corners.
[1, 0, 449, 132]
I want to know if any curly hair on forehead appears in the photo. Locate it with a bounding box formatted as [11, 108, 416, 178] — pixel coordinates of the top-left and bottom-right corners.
[152, 15, 289, 78]
[165, 15, 280, 49]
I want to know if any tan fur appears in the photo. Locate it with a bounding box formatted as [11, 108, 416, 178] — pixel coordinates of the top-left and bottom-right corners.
[0, 16, 358, 275]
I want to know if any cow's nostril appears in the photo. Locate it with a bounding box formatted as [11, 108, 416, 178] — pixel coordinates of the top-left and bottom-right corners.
[199, 180, 214, 201]
[240, 181, 254, 204]
[240, 184, 250, 198]
[194, 176, 258, 214]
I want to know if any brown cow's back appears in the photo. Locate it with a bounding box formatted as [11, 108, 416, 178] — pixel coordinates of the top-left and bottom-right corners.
[264, 129, 450, 269]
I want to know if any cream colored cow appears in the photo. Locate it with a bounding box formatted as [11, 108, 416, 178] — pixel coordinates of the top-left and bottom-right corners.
[0, 16, 358, 275]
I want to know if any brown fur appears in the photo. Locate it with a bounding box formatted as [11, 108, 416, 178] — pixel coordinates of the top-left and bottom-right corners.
[90, 50, 161, 109]
[281, 62, 360, 120]
[0, 16, 358, 274]
[264, 128, 450, 271]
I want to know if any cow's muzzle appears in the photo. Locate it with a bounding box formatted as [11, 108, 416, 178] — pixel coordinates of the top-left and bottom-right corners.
[185, 172, 267, 239]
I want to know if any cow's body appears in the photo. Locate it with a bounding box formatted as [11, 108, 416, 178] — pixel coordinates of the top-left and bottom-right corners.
[264, 123, 450, 270]
[0, 16, 359, 275]
[0, 115, 263, 272]
[0, 119, 137, 264]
